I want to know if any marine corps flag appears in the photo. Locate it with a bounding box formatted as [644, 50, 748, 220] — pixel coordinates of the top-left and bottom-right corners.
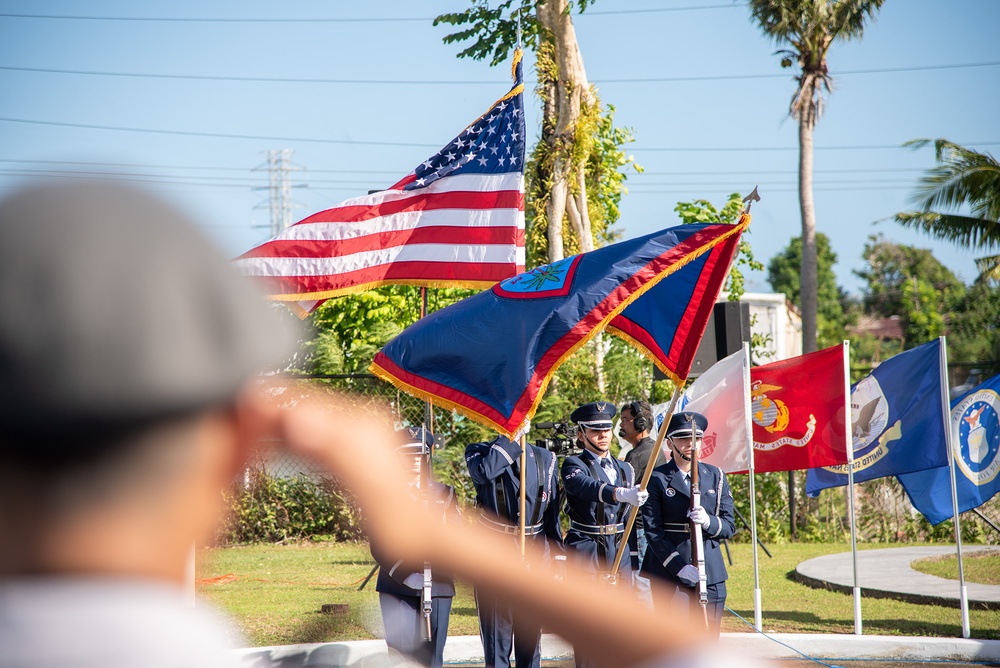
[806, 339, 948, 496]
[751, 345, 849, 474]
[371, 218, 748, 437]
[897, 372, 1000, 524]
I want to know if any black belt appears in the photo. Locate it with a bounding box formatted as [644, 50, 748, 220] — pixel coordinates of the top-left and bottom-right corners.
[663, 522, 691, 534]
[570, 520, 625, 536]
[480, 516, 544, 536]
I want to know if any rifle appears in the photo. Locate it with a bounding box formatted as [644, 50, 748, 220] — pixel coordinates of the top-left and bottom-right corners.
[688, 419, 709, 630]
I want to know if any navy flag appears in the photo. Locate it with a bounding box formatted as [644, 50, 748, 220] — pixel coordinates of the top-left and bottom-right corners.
[806, 339, 948, 496]
[371, 217, 748, 437]
[897, 372, 1000, 524]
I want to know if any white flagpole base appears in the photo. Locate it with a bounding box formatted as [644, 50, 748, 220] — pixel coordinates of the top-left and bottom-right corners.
[961, 585, 970, 638]
[853, 587, 863, 635]
[753, 588, 762, 631]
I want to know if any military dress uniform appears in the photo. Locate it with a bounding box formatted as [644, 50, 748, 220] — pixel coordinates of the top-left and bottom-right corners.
[371, 429, 457, 668]
[561, 449, 636, 576]
[466, 435, 563, 668]
[641, 414, 735, 634]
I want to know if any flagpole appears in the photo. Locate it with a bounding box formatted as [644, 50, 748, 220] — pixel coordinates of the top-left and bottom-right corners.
[741, 342, 762, 631]
[519, 433, 528, 557]
[843, 340, 862, 635]
[939, 335, 970, 638]
[610, 385, 684, 578]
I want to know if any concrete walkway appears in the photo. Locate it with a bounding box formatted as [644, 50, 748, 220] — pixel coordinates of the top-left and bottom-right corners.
[794, 545, 1000, 609]
[234, 632, 1000, 666]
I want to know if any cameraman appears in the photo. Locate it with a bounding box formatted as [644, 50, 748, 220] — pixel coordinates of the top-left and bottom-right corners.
[465, 434, 562, 668]
[619, 400, 666, 569]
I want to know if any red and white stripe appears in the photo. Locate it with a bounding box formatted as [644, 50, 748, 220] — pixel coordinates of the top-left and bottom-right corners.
[235, 173, 524, 310]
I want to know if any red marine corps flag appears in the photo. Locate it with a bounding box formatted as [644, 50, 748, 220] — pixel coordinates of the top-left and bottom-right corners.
[234, 52, 527, 317]
[750, 345, 849, 473]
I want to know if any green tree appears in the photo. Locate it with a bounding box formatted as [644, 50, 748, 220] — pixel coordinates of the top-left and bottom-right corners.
[947, 278, 1000, 363]
[304, 287, 475, 375]
[435, 1, 639, 267]
[674, 192, 764, 302]
[436, 0, 640, 394]
[854, 235, 965, 348]
[747, 0, 885, 355]
[767, 232, 846, 347]
[892, 139, 1000, 280]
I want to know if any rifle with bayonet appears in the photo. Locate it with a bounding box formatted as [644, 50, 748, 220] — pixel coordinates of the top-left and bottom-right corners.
[688, 417, 709, 630]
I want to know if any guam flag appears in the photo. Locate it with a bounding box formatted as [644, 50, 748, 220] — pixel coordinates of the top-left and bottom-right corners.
[897, 373, 1000, 524]
[371, 217, 748, 437]
[806, 339, 948, 496]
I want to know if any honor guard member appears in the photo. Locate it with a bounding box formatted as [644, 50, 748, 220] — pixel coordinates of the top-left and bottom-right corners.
[561, 402, 648, 577]
[465, 434, 563, 668]
[370, 427, 457, 668]
[619, 400, 666, 569]
[641, 412, 735, 636]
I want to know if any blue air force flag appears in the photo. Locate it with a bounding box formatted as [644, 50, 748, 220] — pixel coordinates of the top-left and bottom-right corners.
[897, 372, 1000, 524]
[806, 339, 948, 496]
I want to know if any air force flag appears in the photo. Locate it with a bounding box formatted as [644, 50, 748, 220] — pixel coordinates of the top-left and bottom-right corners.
[897, 372, 1000, 524]
[806, 339, 948, 496]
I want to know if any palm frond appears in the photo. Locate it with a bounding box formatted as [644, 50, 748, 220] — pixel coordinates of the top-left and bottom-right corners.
[892, 211, 1000, 249]
[975, 254, 1000, 282]
[904, 139, 1000, 221]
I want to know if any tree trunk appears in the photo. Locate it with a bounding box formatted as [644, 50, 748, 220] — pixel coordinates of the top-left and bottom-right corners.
[537, 0, 592, 263]
[798, 114, 818, 355]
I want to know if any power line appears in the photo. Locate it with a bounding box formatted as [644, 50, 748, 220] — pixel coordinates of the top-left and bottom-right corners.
[0, 158, 401, 175]
[1, 61, 995, 85]
[631, 141, 1000, 152]
[0, 117, 440, 147]
[0, 6, 738, 23]
[2, 116, 996, 152]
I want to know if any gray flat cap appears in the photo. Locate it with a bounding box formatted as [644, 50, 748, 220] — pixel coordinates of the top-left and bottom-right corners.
[0, 180, 301, 446]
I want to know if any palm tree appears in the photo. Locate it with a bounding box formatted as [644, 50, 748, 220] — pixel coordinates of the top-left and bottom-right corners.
[893, 139, 1000, 281]
[747, 0, 885, 355]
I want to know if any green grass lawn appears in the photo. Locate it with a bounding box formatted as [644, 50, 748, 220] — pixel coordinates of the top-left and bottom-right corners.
[911, 549, 1000, 585]
[197, 540, 1000, 648]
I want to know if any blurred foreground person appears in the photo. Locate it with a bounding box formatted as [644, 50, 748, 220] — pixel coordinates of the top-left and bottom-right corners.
[0, 180, 770, 668]
[0, 181, 301, 668]
[371, 427, 456, 667]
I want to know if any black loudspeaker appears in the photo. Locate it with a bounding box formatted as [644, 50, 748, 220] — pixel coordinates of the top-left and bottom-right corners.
[688, 301, 752, 378]
[653, 302, 752, 381]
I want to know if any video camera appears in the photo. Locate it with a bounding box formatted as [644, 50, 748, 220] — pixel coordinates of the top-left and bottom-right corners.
[532, 421, 578, 456]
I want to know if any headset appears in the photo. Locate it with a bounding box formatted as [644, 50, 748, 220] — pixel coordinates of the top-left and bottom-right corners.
[629, 401, 649, 433]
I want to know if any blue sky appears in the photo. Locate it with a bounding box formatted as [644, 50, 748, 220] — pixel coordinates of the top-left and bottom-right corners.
[1, 1, 997, 295]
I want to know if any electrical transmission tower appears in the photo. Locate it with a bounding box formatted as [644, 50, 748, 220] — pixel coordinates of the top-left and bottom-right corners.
[253, 149, 302, 236]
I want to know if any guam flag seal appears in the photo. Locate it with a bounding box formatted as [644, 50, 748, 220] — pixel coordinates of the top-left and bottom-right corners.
[371, 216, 748, 437]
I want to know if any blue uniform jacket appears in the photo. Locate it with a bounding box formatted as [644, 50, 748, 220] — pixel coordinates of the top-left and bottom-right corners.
[465, 436, 563, 554]
[640, 459, 735, 586]
[561, 450, 635, 573]
[371, 481, 457, 598]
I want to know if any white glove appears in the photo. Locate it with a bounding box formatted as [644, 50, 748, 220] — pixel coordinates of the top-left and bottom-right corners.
[687, 505, 711, 529]
[616, 485, 649, 507]
[677, 564, 700, 587]
[402, 573, 424, 589]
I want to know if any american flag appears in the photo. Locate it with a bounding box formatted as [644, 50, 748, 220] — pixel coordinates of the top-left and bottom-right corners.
[235, 52, 526, 317]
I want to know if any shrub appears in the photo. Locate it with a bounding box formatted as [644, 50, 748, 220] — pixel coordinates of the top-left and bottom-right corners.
[218, 468, 364, 545]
